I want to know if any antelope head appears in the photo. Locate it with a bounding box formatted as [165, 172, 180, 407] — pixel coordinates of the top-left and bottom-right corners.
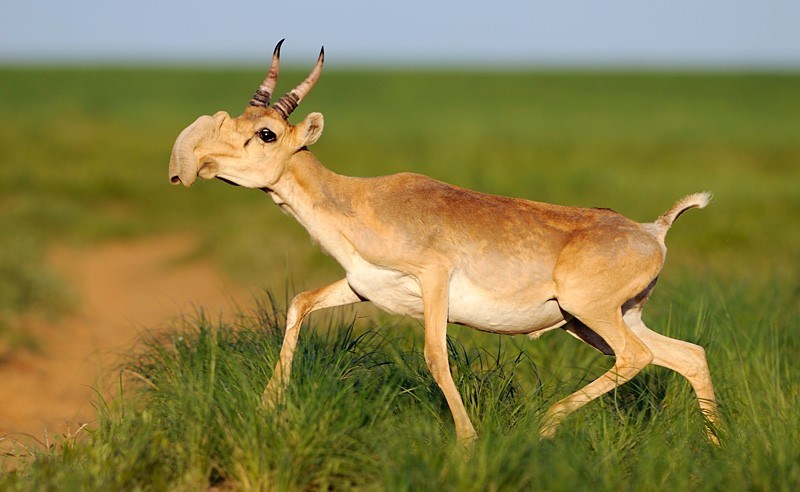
[169, 40, 325, 189]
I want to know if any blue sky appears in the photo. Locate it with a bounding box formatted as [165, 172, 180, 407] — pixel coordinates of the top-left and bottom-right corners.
[2, 0, 799, 67]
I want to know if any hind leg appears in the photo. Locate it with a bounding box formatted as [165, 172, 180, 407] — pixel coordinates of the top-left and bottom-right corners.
[624, 308, 720, 445]
[540, 305, 653, 439]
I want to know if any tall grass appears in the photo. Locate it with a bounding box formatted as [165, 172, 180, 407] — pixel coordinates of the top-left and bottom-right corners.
[2, 285, 798, 490]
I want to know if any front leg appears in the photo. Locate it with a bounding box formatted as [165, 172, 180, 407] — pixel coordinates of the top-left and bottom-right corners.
[263, 278, 363, 405]
[419, 269, 477, 447]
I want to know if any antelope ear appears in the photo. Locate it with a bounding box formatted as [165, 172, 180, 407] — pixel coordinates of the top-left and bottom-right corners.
[294, 112, 324, 148]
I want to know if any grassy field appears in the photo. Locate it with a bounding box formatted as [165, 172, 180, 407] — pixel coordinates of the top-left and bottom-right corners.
[1, 66, 799, 489]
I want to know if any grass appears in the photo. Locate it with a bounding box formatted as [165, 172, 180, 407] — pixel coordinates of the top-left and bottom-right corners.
[1, 68, 798, 283]
[0, 66, 799, 488]
[2, 288, 798, 490]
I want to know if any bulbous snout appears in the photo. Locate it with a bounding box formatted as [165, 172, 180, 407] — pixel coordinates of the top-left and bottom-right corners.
[168, 113, 226, 187]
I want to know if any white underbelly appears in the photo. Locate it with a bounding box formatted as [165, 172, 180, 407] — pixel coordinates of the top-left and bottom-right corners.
[448, 277, 565, 333]
[345, 257, 565, 334]
[345, 260, 425, 318]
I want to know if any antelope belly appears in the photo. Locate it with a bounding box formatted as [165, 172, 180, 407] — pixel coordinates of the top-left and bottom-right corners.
[345, 257, 564, 334]
[447, 278, 565, 333]
[346, 260, 424, 318]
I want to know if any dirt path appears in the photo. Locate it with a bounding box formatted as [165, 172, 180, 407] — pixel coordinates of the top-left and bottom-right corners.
[0, 235, 251, 445]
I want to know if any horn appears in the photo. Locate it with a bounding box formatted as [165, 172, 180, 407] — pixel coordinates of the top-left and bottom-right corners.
[249, 39, 285, 107]
[272, 46, 324, 119]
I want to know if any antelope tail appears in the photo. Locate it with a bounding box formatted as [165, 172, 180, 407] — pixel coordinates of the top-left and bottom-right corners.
[651, 191, 712, 240]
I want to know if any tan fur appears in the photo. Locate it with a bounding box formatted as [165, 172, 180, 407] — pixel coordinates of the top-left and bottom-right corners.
[168, 52, 720, 446]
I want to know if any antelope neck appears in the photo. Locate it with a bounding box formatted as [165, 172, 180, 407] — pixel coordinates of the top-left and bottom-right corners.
[269, 150, 359, 232]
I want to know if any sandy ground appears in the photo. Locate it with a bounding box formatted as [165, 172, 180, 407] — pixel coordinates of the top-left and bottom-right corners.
[0, 235, 251, 448]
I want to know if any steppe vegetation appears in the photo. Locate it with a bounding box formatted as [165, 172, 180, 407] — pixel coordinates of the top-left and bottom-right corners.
[1, 66, 798, 489]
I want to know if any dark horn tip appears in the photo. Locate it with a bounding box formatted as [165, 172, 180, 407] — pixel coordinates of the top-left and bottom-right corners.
[274, 38, 285, 56]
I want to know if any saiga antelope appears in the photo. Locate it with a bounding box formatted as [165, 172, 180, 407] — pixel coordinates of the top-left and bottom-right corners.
[168, 41, 720, 445]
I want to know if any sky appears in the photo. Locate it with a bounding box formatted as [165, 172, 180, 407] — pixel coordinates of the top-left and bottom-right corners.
[2, 0, 799, 68]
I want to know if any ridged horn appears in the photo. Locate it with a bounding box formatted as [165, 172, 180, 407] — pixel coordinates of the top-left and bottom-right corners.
[249, 39, 285, 107]
[272, 46, 324, 119]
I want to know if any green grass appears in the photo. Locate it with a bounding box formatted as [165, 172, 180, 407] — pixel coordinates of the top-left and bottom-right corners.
[1, 66, 799, 489]
[1, 68, 798, 283]
[2, 289, 798, 490]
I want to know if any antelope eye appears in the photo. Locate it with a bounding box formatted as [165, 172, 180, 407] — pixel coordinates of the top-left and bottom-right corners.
[258, 128, 277, 143]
